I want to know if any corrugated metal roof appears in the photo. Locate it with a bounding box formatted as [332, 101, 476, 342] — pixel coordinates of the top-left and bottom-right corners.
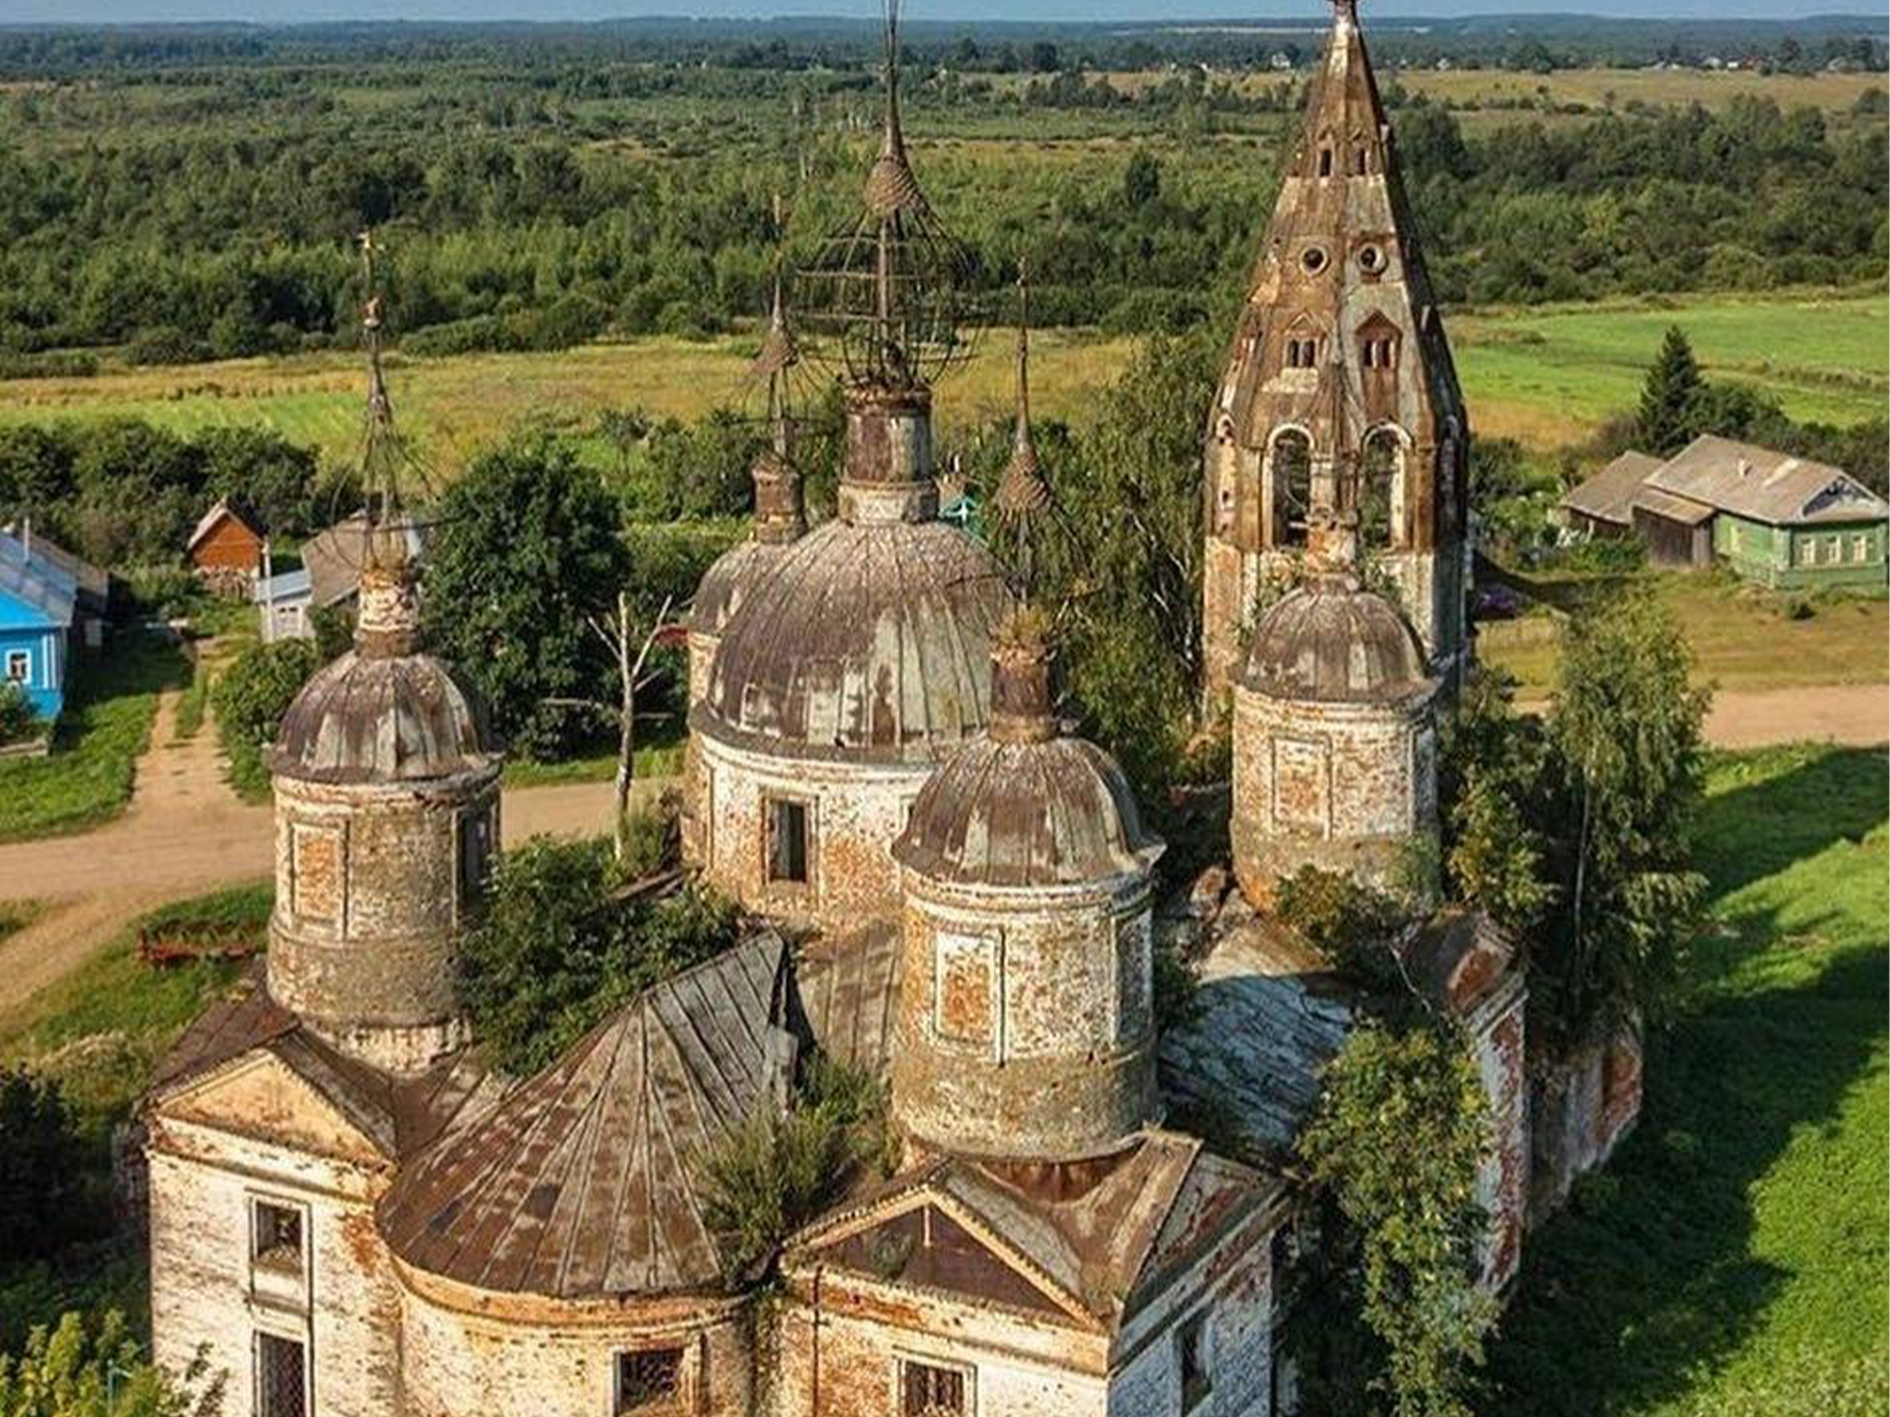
[0, 525, 106, 605]
[1643, 434, 1889, 527]
[0, 534, 76, 628]
[1562, 451, 1662, 524]
[378, 933, 793, 1298]
[792, 923, 902, 1078]
[253, 568, 312, 604]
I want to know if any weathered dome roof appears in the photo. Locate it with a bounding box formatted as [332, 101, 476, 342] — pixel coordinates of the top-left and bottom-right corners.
[271, 650, 498, 784]
[688, 536, 787, 639]
[695, 517, 1007, 765]
[894, 735, 1163, 889]
[1242, 579, 1433, 704]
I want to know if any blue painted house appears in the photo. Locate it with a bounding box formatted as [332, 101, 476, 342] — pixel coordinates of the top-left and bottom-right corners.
[0, 532, 77, 721]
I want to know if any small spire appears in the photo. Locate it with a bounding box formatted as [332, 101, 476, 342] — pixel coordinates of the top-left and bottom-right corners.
[352, 229, 420, 654]
[987, 604, 1058, 745]
[992, 270, 1053, 599]
[863, 0, 925, 219]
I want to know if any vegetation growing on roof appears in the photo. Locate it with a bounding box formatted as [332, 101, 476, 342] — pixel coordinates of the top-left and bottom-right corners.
[458, 810, 740, 1076]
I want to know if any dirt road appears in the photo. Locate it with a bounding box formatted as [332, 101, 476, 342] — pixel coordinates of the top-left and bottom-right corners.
[1518, 681, 1888, 750]
[0, 687, 638, 1013]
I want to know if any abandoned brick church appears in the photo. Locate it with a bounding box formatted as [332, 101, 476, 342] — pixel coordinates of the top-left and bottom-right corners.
[142, 3, 1639, 1413]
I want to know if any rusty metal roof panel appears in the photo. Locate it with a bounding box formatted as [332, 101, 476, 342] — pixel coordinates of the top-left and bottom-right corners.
[1159, 922, 1354, 1153]
[271, 649, 500, 785]
[1241, 582, 1435, 705]
[791, 923, 903, 1078]
[687, 536, 790, 638]
[378, 933, 791, 1298]
[893, 735, 1163, 889]
[696, 518, 1007, 766]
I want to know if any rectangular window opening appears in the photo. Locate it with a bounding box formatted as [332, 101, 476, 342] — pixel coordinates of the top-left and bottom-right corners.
[900, 1359, 969, 1416]
[615, 1348, 683, 1414]
[251, 1200, 304, 1273]
[767, 798, 809, 884]
[4, 651, 27, 683]
[255, 1333, 306, 1417]
[1317, 148, 1333, 177]
[1180, 1310, 1212, 1413]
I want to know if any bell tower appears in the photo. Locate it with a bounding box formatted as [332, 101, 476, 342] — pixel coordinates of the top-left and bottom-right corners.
[1203, 0, 1470, 711]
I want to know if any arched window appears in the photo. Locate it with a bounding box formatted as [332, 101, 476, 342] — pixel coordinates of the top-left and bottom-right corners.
[1360, 428, 1404, 555]
[1270, 430, 1313, 547]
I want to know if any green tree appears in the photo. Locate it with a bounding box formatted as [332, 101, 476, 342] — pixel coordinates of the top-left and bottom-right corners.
[458, 829, 737, 1075]
[1293, 1020, 1496, 1417]
[0, 1069, 95, 1262]
[0, 1311, 222, 1417]
[211, 638, 322, 755]
[1544, 585, 1708, 1037]
[1634, 325, 1705, 456]
[422, 430, 631, 760]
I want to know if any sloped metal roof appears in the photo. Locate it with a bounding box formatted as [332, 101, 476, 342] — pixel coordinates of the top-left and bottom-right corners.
[270, 649, 498, 785]
[1562, 450, 1662, 525]
[0, 534, 76, 628]
[378, 933, 793, 1298]
[1242, 579, 1434, 705]
[792, 923, 902, 1078]
[1644, 434, 1889, 527]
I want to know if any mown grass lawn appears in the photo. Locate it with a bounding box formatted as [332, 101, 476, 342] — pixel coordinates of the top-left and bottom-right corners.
[0, 633, 190, 844]
[1481, 570, 1889, 697]
[1484, 743, 1888, 1415]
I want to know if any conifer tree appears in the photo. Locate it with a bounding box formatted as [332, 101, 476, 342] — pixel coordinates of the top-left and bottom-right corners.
[1635, 325, 1705, 455]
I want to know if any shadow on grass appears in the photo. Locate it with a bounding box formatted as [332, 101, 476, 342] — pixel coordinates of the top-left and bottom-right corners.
[1483, 746, 1888, 1414]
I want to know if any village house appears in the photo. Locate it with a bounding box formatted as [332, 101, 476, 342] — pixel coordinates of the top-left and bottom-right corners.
[0, 528, 76, 726]
[144, 5, 1637, 1415]
[1562, 434, 1889, 585]
[255, 515, 427, 644]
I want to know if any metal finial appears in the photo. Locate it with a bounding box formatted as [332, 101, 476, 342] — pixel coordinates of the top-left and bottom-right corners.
[992, 269, 1054, 601]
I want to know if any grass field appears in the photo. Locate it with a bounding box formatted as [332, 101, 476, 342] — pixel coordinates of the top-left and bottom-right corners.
[0, 634, 189, 844]
[1485, 743, 1888, 1416]
[1, 289, 1878, 473]
[1455, 288, 1890, 449]
[1481, 571, 1890, 696]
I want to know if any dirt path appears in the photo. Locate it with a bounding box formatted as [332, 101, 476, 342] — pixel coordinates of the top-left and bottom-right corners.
[1518, 681, 1888, 750]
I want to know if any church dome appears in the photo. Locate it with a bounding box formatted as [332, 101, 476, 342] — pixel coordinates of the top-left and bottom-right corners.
[271, 650, 497, 785]
[696, 516, 1006, 765]
[894, 621, 1160, 889]
[271, 559, 498, 785]
[1242, 579, 1432, 704]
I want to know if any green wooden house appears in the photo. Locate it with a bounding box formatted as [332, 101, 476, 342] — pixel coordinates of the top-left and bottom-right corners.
[1563, 435, 1888, 588]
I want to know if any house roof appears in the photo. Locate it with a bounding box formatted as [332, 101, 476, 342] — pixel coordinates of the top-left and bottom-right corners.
[377, 932, 794, 1299]
[1632, 486, 1716, 527]
[0, 525, 107, 606]
[303, 514, 425, 610]
[1562, 451, 1663, 525]
[787, 1130, 1274, 1331]
[0, 533, 77, 629]
[253, 568, 313, 604]
[187, 499, 265, 553]
[791, 922, 902, 1079]
[1643, 434, 1889, 527]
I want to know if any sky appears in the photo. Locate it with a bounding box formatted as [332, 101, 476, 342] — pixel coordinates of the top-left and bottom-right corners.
[0, 1, 1876, 24]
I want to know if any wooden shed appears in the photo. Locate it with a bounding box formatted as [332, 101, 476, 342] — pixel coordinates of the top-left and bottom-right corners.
[1631, 488, 1714, 569]
[187, 500, 266, 578]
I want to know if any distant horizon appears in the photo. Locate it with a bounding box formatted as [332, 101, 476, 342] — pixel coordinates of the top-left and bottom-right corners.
[1, 2, 1882, 28]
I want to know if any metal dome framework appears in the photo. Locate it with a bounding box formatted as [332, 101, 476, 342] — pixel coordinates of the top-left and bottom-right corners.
[796, 0, 976, 390]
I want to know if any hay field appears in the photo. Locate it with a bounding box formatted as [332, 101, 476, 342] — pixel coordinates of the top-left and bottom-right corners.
[0, 288, 1880, 472]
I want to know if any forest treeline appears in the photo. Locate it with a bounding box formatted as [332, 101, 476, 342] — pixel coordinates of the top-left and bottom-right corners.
[0, 66, 1882, 365]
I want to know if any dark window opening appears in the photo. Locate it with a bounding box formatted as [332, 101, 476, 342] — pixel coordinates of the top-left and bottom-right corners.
[457, 808, 493, 907]
[1273, 432, 1313, 547]
[1354, 147, 1369, 174]
[615, 1349, 683, 1414]
[1285, 337, 1320, 371]
[1317, 147, 1333, 177]
[256, 1333, 306, 1417]
[1360, 432, 1400, 554]
[1180, 1311, 1212, 1412]
[901, 1360, 968, 1415]
[252, 1201, 303, 1273]
[767, 798, 809, 884]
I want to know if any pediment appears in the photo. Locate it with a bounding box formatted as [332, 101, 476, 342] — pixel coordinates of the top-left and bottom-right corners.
[157, 1047, 390, 1167]
[799, 1185, 1094, 1326]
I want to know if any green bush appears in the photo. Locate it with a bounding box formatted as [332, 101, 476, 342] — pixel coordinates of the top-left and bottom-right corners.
[0, 1070, 97, 1263]
[0, 1310, 222, 1416]
[0, 684, 41, 748]
[211, 638, 320, 797]
[1275, 866, 1409, 996]
[458, 820, 736, 1076]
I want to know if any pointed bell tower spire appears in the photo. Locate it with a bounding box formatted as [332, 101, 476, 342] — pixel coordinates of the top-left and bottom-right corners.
[1200, 0, 1470, 709]
[991, 271, 1053, 601]
[352, 228, 420, 659]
